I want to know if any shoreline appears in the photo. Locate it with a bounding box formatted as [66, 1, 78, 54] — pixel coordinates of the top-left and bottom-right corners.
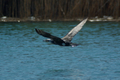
[0, 17, 120, 22]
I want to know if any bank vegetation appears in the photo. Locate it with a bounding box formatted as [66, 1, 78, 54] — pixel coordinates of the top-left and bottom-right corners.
[0, 0, 120, 21]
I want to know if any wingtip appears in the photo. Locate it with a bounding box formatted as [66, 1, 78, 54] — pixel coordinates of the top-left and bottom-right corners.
[35, 28, 37, 30]
[35, 28, 41, 34]
[84, 17, 88, 21]
[82, 17, 88, 23]
[35, 28, 38, 32]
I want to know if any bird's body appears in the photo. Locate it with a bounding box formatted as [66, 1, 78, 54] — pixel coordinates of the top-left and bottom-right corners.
[35, 18, 88, 47]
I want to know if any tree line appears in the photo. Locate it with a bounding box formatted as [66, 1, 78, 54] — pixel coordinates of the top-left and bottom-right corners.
[0, 0, 120, 19]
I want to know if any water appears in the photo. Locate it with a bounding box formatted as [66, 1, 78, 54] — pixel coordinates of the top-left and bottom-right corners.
[0, 21, 120, 80]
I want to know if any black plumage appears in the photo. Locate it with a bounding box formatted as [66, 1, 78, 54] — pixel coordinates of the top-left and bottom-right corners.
[35, 18, 88, 47]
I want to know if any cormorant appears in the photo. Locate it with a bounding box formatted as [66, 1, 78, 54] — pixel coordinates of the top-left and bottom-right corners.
[35, 18, 88, 47]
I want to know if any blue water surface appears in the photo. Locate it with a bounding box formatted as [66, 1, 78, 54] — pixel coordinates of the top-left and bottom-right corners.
[0, 21, 120, 80]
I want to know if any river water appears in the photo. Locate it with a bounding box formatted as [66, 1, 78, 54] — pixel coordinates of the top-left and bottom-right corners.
[0, 21, 120, 80]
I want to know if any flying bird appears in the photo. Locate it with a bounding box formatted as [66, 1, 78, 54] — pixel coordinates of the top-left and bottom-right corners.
[35, 18, 88, 47]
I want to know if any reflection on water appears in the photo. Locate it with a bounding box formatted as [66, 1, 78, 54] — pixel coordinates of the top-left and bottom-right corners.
[0, 21, 120, 80]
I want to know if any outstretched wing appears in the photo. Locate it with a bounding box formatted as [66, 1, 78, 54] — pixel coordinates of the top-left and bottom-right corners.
[35, 28, 52, 38]
[35, 28, 65, 45]
[62, 18, 88, 42]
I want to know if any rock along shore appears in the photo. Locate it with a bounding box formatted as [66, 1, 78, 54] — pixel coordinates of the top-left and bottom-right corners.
[0, 16, 120, 22]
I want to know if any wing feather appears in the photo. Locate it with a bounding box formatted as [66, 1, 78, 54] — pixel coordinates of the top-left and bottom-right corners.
[35, 28, 65, 45]
[62, 18, 88, 42]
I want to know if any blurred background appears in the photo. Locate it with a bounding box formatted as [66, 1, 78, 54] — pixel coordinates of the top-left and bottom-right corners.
[0, 0, 120, 21]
